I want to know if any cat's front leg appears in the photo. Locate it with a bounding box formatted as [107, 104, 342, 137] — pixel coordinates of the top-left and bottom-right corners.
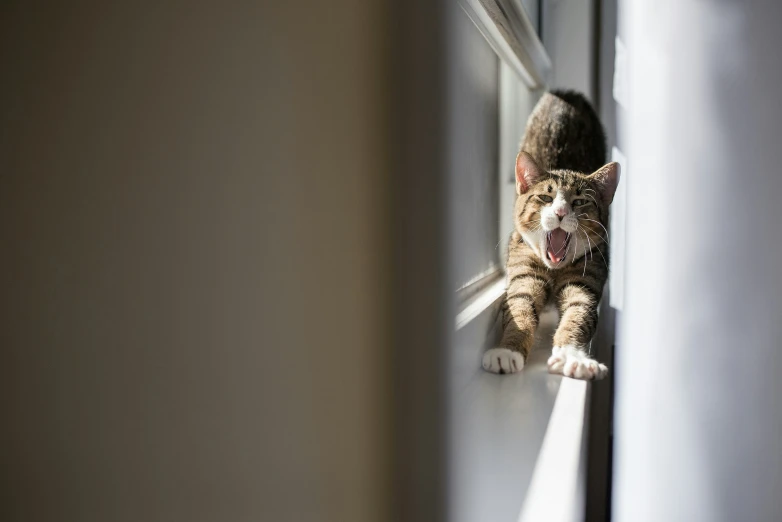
[483, 274, 547, 375]
[548, 283, 608, 380]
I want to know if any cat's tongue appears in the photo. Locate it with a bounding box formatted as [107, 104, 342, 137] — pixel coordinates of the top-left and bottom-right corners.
[547, 229, 569, 264]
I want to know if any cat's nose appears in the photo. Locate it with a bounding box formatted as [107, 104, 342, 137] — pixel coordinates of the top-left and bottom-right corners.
[554, 207, 568, 218]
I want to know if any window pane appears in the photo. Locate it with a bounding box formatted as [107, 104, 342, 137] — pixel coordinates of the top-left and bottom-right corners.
[498, 61, 540, 261]
[448, 8, 500, 290]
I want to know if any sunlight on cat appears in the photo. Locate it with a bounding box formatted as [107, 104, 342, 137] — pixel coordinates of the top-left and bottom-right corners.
[547, 344, 608, 381]
[482, 348, 525, 374]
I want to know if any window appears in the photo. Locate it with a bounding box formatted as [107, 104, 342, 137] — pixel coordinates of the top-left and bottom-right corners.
[448, 6, 502, 293]
[451, 0, 549, 299]
[447, 2, 595, 521]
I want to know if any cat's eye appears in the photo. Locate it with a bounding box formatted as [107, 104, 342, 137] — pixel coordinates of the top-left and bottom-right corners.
[538, 195, 553, 203]
[572, 198, 587, 206]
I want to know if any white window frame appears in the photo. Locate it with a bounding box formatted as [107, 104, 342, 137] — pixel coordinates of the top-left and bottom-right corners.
[449, 2, 596, 521]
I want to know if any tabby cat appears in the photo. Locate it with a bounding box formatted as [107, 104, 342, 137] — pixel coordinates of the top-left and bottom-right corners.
[482, 90, 619, 380]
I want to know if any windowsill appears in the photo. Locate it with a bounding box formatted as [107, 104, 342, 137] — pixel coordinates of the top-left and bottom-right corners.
[456, 273, 506, 330]
[451, 280, 590, 522]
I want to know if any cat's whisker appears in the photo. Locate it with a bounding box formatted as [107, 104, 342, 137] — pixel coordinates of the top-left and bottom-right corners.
[586, 231, 595, 262]
[593, 243, 609, 269]
[579, 225, 594, 264]
[568, 224, 578, 263]
[574, 215, 609, 243]
[572, 230, 579, 264]
[578, 225, 609, 246]
[563, 232, 574, 262]
[579, 225, 609, 269]
[579, 217, 611, 242]
[581, 229, 588, 277]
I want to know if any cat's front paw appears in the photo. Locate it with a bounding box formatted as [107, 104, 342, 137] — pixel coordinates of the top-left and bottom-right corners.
[482, 348, 525, 375]
[548, 345, 608, 380]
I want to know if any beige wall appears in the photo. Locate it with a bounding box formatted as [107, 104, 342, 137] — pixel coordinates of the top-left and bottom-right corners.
[0, 2, 393, 521]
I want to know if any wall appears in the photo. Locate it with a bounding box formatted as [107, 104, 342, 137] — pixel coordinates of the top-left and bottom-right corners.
[542, 0, 595, 98]
[0, 2, 398, 521]
[583, 0, 623, 520]
[614, 0, 782, 520]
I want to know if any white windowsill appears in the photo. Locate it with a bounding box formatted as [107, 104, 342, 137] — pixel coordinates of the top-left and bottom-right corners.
[451, 278, 589, 522]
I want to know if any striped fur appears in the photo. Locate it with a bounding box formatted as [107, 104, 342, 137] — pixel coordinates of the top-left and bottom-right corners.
[483, 91, 618, 380]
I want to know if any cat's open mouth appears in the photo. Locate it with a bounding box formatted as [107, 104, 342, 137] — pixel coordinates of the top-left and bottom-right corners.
[546, 229, 570, 265]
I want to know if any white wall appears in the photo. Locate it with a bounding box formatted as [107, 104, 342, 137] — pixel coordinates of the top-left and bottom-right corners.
[614, 1, 782, 520]
[542, 0, 595, 99]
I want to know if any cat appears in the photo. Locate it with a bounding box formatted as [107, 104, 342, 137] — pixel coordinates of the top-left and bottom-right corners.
[482, 90, 619, 380]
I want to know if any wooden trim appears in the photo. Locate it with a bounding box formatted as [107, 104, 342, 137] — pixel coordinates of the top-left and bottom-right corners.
[460, 0, 552, 88]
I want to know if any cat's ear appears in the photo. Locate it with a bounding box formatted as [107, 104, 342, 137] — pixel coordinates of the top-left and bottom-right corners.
[589, 162, 621, 205]
[515, 151, 544, 194]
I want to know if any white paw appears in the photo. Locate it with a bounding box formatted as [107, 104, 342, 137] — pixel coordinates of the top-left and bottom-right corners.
[547, 345, 608, 381]
[482, 348, 525, 375]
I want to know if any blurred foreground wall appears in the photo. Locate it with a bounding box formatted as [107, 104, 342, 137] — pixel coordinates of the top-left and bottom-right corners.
[0, 2, 446, 521]
[614, 1, 782, 520]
